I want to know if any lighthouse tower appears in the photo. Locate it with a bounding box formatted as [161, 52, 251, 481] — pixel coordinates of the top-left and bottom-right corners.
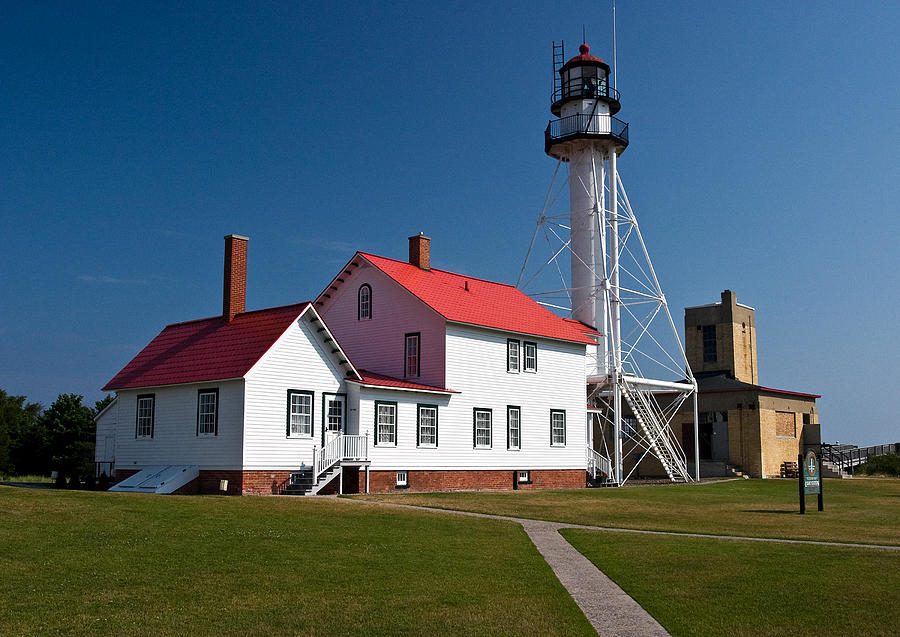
[545, 42, 628, 378]
[531, 41, 698, 485]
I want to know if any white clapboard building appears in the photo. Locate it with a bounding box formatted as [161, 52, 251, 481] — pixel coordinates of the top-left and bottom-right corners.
[97, 234, 596, 494]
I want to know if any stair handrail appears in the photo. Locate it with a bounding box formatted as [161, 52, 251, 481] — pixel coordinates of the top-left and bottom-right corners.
[586, 447, 612, 480]
[622, 379, 692, 482]
[315, 435, 343, 482]
[314, 434, 371, 483]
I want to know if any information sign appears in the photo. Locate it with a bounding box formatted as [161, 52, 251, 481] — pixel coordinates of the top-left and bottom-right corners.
[803, 450, 820, 495]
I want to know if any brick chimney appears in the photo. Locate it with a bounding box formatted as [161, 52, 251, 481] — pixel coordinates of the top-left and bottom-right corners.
[223, 234, 249, 321]
[408, 233, 430, 270]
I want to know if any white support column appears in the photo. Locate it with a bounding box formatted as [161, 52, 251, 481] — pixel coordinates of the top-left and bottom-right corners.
[609, 149, 623, 484]
[365, 466, 370, 494]
[693, 390, 700, 481]
[339, 466, 343, 495]
[569, 143, 599, 331]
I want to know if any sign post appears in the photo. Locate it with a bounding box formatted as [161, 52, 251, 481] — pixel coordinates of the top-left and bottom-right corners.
[799, 450, 823, 514]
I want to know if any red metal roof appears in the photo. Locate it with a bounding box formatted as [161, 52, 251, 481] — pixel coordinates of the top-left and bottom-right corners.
[566, 43, 605, 65]
[348, 370, 458, 394]
[357, 253, 596, 345]
[103, 303, 311, 391]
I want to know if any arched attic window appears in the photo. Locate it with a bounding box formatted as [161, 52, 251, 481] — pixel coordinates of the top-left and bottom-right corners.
[358, 284, 372, 320]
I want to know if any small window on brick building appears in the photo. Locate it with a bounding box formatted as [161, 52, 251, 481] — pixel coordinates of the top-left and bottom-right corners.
[803, 413, 811, 425]
[518, 470, 530, 483]
[396, 471, 408, 488]
[775, 411, 796, 438]
[702, 325, 717, 362]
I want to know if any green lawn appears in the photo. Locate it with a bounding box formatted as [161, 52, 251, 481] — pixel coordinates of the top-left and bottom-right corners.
[0, 487, 593, 636]
[562, 528, 900, 637]
[357, 478, 900, 545]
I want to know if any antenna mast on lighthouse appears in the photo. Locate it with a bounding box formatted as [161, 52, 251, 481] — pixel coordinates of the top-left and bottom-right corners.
[519, 37, 699, 485]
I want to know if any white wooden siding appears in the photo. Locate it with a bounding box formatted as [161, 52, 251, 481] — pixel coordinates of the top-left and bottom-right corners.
[318, 261, 447, 388]
[358, 324, 587, 471]
[242, 313, 347, 470]
[113, 380, 244, 471]
[94, 398, 118, 463]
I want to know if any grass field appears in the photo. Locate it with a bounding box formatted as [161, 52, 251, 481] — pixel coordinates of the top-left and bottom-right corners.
[562, 528, 900, 637]
[0, 487, 592, 636]
[359, 478, 900, 635]
[357, 478, 900, 545]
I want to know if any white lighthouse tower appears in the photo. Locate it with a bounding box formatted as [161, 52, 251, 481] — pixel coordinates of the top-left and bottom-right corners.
[545, 42, 626, 378]
[526, 40, 698, 485]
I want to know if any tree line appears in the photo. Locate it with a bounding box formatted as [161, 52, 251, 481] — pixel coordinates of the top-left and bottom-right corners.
[0, 389, 113, 481]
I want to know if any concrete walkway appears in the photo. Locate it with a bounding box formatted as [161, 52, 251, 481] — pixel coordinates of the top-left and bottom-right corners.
[344, 498, 670, 636]
[521, 518, 670, 636]
[345, 497, 900, 635]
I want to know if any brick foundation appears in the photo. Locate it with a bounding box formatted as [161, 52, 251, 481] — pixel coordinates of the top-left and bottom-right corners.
[364, 469, 585, 494]
[113, 468, 584, 495]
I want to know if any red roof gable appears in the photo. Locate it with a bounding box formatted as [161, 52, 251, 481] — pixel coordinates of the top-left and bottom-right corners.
[103, 303, 312, 391]
[354, 253, 596, 345]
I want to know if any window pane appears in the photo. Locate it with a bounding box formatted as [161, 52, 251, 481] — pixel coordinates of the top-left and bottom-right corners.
[551, 411, 566, 445]
[475, 411, 491, 447]
[524, 343, 537, 371]
[419, 407, 436, 445]
[199, 392, 216, 435]
[327, 397, 343, 432]
[378, 404, 396, 444]
[508, 341, 519, 372]
[290, 394, 311, 435]
[137, 397, 153, 437]
[359, 286, 371, 319]
[702, 325, 717, 362]
[405, 335, 419, 376]
[508, 408, 520, 449]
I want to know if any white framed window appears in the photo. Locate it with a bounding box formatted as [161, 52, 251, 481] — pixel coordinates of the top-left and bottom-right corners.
[396, 470, 408, 487]
[507, 339, 520, 373]
[358, 284, 372, 320]
[405, 333, 420, 377]
[287, 390, 313, 437]
[551, 410, 566, 446]
[474, 408, 492, 448]
[324, 393, 345, 433]
[136, 394, 154, 438]
[375, 401, 397, 445]
[507, 406, 521, 450]
[417, 404, 437, 447]
[197, 389, 218, 436]
[523, 342, 537, 372]
[518, 470, 531, 483]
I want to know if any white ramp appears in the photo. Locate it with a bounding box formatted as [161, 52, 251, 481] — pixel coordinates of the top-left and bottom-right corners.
[109, 465, 199, 494]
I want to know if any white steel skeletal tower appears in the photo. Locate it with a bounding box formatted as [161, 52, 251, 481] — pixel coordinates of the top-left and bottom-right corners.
[519, 42, 699, 485]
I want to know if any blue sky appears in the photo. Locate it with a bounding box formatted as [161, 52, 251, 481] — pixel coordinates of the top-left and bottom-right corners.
[1, 1, 897, 445]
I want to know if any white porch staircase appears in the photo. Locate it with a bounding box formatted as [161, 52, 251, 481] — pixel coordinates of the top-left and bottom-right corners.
[283, 434, 369, 496]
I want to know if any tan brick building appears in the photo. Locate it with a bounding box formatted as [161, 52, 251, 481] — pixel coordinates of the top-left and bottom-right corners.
[679, 290, 820, 478]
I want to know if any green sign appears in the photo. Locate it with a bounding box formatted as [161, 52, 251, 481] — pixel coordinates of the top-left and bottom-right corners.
[803, 450, 820, 495]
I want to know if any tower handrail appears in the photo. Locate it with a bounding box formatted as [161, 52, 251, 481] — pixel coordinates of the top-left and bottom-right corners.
[545, 114, 629, 148]
[551, 79, 621, 105]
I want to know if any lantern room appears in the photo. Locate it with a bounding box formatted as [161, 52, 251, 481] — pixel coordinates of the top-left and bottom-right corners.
[550, 43, 620, 117]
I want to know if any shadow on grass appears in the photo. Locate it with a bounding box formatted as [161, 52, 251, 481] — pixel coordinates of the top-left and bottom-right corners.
[741, 509, 799, 515]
